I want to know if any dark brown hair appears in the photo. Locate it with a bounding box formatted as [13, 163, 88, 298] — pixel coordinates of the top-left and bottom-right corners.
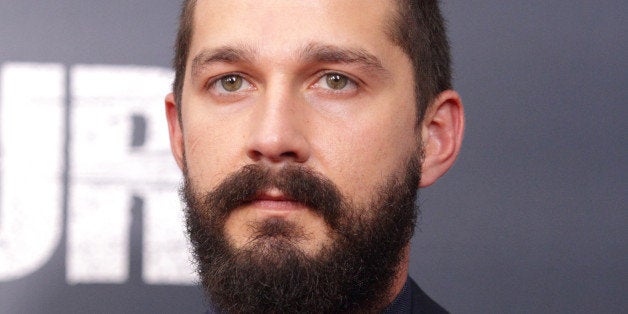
[172, 0, 196, 112]
[172, 0, 451, 122]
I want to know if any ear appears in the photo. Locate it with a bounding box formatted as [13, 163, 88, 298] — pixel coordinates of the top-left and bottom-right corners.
[165, 93, 185, 171]
[419, 90, 465, 188]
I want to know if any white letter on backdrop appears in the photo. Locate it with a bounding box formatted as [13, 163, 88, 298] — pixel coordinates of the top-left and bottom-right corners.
[0, 63, 65, 281]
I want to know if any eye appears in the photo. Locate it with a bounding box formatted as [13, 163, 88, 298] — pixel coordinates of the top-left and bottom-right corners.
[326, 73, 348, 90]
[312, 72, 358, 93]
[208, 74, 254, 94]
[220, 74, 243, 91]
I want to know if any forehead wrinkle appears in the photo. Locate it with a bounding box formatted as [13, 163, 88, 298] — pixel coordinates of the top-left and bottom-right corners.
[190, 44, 258, 79]
[299, 42, 391, 78]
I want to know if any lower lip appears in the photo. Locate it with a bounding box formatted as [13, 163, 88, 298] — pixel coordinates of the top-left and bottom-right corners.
[250, 199, 304, 214]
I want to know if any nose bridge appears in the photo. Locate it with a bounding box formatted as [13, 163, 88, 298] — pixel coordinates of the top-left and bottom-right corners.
[246, 77, 310, 163]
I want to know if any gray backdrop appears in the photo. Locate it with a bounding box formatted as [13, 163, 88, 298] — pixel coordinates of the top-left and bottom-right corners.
[0, 1, 626, 313]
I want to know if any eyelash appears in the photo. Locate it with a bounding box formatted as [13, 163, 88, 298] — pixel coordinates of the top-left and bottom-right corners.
[206, 72, 255, 95]
[312, 71, 359, 93]
[204, 71, 361, 96]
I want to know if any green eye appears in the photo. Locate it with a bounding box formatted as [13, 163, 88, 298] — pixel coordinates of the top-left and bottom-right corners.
[325, 73, 348, 90]
[221, 75, 243, 91]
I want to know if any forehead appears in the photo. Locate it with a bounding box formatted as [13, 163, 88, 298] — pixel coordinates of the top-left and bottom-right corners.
[189, 0, 400, 62]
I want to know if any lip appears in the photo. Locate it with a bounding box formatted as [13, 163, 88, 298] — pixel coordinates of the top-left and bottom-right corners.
[249, 189, 303, 213]
[255, 188, 295, 201]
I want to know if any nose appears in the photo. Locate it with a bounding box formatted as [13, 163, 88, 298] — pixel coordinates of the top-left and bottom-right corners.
[245, 87, 311, 165]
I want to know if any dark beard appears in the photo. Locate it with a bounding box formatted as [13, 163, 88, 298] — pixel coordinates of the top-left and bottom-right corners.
[182, 158, 421, 313]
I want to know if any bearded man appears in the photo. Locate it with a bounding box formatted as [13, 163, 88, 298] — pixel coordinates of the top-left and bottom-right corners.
[165, 0, 464, 312]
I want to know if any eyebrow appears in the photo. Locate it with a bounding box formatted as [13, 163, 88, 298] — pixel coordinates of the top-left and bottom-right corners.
[191, 44, 257, 79]
[190, 42, 390, 81]
[299, 43, 389, 77]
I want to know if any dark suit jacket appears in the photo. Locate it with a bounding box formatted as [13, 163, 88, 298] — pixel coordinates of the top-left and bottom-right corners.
[382, 277, 448, 313]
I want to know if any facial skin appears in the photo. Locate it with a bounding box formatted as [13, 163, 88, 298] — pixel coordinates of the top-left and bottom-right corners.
[166, 0, 464, 311]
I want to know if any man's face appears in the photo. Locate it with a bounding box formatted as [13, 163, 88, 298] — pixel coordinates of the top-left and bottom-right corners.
[179, 0, 418, 252]
[170, 0, 423, 311]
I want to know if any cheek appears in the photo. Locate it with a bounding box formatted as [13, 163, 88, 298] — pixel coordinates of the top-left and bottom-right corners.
[181, 110, 247, 192]
[314, 104, 418, 206]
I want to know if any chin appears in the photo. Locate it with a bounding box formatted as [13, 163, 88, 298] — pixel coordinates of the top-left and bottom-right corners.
[236, 216, 330, 256]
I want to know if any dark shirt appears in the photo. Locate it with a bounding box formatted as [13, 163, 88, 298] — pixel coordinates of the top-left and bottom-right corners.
[382, 277, 448, 314]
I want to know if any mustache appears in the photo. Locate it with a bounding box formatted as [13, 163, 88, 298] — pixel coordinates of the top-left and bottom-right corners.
[183, 163, 344, 228]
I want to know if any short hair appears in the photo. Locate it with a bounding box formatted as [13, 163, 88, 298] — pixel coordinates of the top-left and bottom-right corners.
[172, 0, 196, 115]
[172, 0, 451, 123]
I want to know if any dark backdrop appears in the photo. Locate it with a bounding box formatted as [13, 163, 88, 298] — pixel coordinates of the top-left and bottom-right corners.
[1, 1, 625, 313]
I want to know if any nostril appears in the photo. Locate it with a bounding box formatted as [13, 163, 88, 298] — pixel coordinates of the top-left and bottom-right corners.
[249, 150, 264, 161]
[279, 151, 298, 159]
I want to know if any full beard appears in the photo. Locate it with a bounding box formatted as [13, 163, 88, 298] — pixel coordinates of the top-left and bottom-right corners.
[182, 157, 421, 313]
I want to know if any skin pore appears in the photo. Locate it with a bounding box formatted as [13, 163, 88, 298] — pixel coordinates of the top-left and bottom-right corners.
[166, 0, 464, 311]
